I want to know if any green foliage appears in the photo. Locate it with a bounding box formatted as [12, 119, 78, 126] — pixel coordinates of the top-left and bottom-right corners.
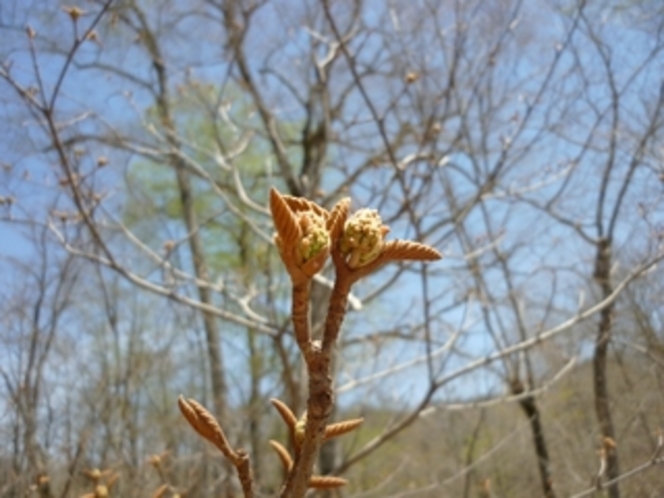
[123, 83, 286, 276]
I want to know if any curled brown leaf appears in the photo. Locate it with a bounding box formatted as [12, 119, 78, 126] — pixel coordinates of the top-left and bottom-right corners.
[270, 398, 297, 431]
[327, 197, 351, 241]
[282, 194, 328, 219]
[270, 188, 300, 248]
[269, 440, 294, 471]
[177, 396, 234, 459]
[324, 417, 364, 441]
[381, 240, 442, 262]
[309, 475, 348, 489]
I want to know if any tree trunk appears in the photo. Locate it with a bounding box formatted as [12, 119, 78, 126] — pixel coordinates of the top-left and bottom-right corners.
[592, 238, 620, 497]
[511, 380, 556, 498]
[135, 4, 230, 491]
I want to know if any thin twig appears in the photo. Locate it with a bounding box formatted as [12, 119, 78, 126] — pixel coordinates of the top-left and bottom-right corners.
[570, 432, 664, 498]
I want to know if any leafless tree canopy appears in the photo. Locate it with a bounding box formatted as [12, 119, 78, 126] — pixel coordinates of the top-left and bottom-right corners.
[1, 0, 664, 496]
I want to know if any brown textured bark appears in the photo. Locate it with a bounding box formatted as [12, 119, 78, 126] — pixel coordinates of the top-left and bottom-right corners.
[311, 280, 339, 497]
[512, 380, 556, 498]
[495, 241, 557, 498]
[280, 350, 334, 498]
[280, 275, 349, 497]
[316, 351, 339, 498]
[592, 237, 620, 497]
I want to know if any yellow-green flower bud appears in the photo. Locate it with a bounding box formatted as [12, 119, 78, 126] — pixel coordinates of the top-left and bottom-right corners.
[339, 209, 390, 268]
[294, 412, 307, 449]
[296, 212, 330, 264]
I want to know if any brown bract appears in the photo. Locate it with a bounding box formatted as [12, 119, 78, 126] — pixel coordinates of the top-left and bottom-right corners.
[270, 397, 363, 454]
[324, 417, 364, 441]
[326, 196, 351, 242]
[270, 188, 333, 283]
[178, 395, 234, 460]
[270, 398, 298, 431]
[381, 239, 442, 262]
[333, 232, 442, 285]
[270, 188, 441, 286]
[309, 475, 349, 489]
[269, 440, 293, 470]
[178, 396, 255, 497]
[322, 200, 442, 286]
[269, 440, 348, 490]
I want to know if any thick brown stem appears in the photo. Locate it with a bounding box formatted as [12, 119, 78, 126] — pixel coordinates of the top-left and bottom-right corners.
[292, 282, 312, 356]
[280, 350, 333, 498]
[280, 275, 350, 497]
[322, 277, 351, 351]
[312, 281, 338, 497]
[317, 352, 339, 498]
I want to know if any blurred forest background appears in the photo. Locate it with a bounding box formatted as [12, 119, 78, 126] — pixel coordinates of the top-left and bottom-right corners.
[1, 0, 664, 496]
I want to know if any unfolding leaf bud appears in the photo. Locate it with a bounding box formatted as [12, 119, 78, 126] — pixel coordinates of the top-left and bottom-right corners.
[62, 6, 84, 22]
[294, 412, 307, 449]
[339, 209, 390, 268]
